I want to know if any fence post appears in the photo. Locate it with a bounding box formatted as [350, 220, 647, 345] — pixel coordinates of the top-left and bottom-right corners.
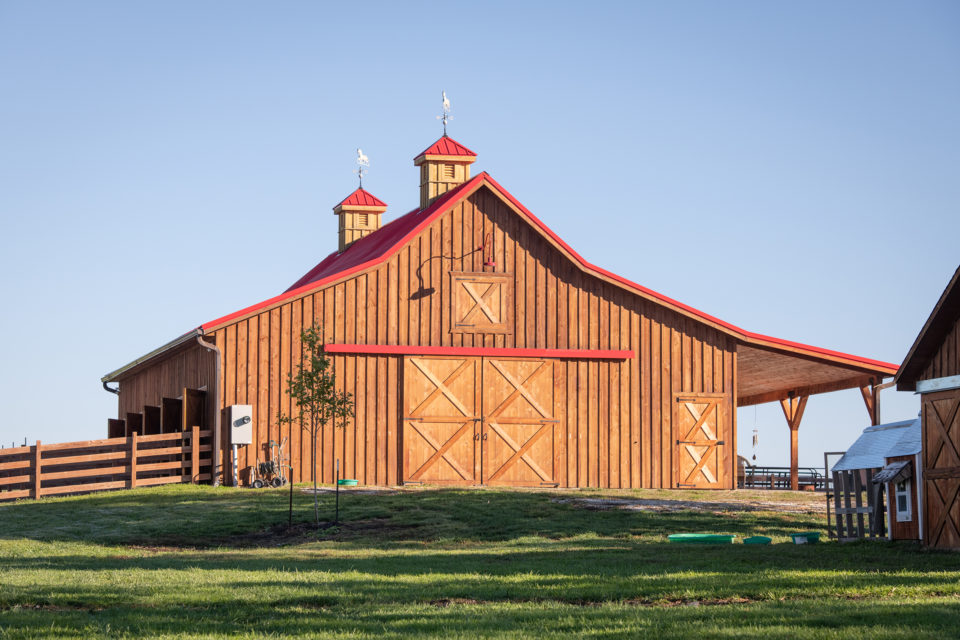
[129, 432, 138, 489]
[191, 426, 200, 484]
[32, 440, 42, 499]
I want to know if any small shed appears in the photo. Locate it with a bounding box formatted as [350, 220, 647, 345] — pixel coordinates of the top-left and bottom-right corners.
[895, 264, 960, 549]
[831, 418, 922, 541]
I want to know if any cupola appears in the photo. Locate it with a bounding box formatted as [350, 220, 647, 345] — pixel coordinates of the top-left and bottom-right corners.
[333, 188, 387, 253]
[413, 136, 477, 209]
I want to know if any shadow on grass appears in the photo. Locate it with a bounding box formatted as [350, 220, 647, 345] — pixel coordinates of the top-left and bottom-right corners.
[2, 596, 959, 639]
[0, 485, 825, 547]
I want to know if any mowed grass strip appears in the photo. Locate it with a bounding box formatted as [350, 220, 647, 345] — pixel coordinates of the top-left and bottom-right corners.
[1, 484, 959, 639]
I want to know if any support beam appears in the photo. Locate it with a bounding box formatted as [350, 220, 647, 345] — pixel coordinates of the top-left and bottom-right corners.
[780, 395, 809, 491]
[859, 383, 879, 426]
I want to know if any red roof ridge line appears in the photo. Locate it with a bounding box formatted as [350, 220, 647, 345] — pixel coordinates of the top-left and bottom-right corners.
[200, 172, 897, 373]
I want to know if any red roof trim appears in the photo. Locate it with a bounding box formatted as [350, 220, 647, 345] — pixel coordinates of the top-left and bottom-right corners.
[324, 344, 634, 360]
[336, 188, 387, 208]
[200, 172, 897, 375]
[415, 136, 477, 159]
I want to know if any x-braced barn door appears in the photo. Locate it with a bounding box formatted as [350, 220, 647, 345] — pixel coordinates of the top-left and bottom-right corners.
[482, 358, 559, 486]
[402, 356, 558, 486]
[402, 357, 481, 484]
[922, 389, 960, 548]
[674, 394, 727, 489]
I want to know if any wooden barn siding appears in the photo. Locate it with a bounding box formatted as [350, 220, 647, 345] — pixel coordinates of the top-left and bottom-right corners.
[209, 187, 737, 487]
[116, 343, 216, 435]
[919, 315, 960, 382]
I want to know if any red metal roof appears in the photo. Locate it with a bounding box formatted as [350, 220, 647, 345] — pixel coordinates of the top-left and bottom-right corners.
[415, 136, 477, 159]
[200, 171, 898, 375]
[335, 188, 387, 209]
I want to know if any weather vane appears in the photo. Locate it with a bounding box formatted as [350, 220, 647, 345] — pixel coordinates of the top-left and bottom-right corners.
[437, 90, 452, 136]
[355, 148, 369, 188]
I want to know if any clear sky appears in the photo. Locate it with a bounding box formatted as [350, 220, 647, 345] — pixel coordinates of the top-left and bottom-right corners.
[1, 1, 958, 469]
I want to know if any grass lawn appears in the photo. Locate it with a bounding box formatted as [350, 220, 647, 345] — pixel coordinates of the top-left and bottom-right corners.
[1, 484, 958, 638]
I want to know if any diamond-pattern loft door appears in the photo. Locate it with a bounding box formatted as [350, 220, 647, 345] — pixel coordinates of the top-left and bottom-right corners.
[403, 357, 481, 485]
[481, 358, 558, 486]
[674, 394, 725, 489]
[922, 389, 960, 549]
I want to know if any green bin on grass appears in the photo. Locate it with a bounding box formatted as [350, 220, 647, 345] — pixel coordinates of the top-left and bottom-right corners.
[790, 532, 820, 544]
[668, 534, 736, 544]
[743, 536, 772, 545]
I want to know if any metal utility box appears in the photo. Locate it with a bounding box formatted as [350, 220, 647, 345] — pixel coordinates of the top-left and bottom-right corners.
[228, 405, 253, 445]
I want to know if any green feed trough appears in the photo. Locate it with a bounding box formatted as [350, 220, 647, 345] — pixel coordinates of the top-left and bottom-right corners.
[791, 532, 820, 544]
[668, 534, 736, 544]
[743, 536, 772, 545]
[337, 479, 358, 487]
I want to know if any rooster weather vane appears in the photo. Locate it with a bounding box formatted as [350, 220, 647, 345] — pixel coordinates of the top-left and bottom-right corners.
[354, 148, 369, 188]
[437, 91, 452, 136]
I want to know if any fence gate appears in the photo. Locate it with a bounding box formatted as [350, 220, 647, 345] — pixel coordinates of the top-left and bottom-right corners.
[830, 468, 885, 540]
[674, 394, 727, 489]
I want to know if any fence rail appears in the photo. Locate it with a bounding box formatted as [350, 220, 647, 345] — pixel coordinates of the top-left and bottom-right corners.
[741, 465, 826, 491]
[0, 428, 212, 501]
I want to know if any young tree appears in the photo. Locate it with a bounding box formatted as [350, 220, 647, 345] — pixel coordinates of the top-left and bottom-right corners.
[278, 324, 354, 526]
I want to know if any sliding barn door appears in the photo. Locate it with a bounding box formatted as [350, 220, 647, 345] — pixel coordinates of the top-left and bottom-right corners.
[481, 358, 559, 486]
[922, 389, 960, 549]
[402, 356, 481, 485]
[674, 394, 727, 489]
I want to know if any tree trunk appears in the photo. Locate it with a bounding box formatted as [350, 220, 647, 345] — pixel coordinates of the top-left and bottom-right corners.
[312, 422, 319, 527]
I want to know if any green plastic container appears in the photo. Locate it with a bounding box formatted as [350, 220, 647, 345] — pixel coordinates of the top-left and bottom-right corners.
[790, 531, 820, 544]
[668, 534, 736, 544]
[743, 536, 772, 545]
[337, 478, 358, 487]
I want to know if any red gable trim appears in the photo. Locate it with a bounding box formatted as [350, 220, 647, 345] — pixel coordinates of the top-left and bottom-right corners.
[325, 344, 634, 360]
[200, 172, 897, 375]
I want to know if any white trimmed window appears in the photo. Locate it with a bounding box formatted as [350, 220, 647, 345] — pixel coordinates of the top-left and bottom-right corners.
[895, 479, 912, 522]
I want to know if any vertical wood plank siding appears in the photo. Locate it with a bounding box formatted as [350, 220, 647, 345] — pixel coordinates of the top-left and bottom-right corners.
[919, 316, 960, 382]
[116, 344, 217, 441]
[132, 186, 736, 487]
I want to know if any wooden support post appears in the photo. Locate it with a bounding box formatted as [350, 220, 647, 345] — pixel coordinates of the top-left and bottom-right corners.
[32, 440, 42, 499]
[129, 432, 138, 489]
[191, 426, 200, 484]
[859, 383, 880, 426]
[779, 395, 808, 491]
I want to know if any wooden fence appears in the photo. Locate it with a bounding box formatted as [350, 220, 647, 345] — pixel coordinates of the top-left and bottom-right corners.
[830, 468, 885, 540]
[0, 428, 212, 501]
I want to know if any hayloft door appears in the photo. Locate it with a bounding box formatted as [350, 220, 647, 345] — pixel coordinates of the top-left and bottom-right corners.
[921, 389, 960, 548]
[674, 394, 727, 489]
[481, 358, 559, 486]
[402, 356, 481, 485]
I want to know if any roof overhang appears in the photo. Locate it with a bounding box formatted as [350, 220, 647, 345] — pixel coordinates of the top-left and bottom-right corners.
[737, 342, 895, 407]
[101, 329, 201, 383]
[895, 264, 960, 391]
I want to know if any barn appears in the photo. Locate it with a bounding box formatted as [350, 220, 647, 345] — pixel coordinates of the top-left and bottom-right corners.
[895, 264, 960, 548]
[101, 134, 898, 490]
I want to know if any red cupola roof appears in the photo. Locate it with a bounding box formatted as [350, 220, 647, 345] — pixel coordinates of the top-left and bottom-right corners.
[334, 188, 387, 210]
[414, 136, 477, 162]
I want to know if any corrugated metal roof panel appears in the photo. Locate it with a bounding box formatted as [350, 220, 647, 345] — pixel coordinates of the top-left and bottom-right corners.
[831, 418, 921, 472]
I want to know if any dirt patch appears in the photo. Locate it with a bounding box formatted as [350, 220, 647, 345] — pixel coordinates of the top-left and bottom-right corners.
[554, 497, 820, 515]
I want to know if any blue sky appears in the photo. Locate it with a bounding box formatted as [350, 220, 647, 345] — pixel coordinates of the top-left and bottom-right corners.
[1, 1, 958, 468]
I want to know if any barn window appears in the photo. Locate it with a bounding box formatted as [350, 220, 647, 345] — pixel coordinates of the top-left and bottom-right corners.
[450, 272, 513, 334]
[895, 479, 912, 522]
